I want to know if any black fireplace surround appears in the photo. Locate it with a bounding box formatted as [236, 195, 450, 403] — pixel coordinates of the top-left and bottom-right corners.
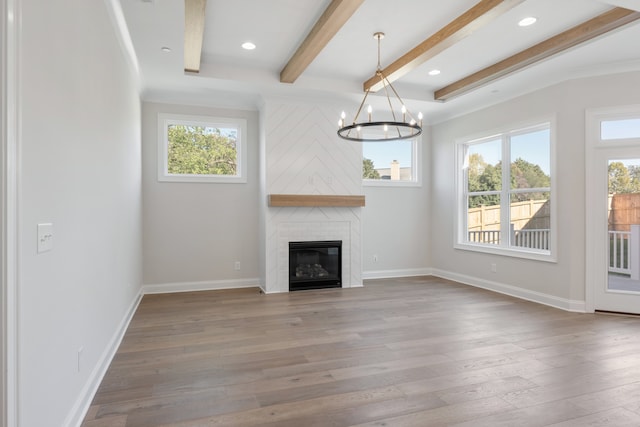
[289, 240, 342, 291]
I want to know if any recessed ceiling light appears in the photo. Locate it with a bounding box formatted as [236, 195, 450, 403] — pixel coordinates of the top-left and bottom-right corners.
[241, 42, 256, 50]
[518, 17, 537, 27]
[160, 46, 172, 53]
[428, 69, 441, 76]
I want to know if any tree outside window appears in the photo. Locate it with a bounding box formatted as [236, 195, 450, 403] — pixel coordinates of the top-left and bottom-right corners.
[158, 114, 247, 183]
[460, 123, 552, 254]
[167, 125, 237, 176]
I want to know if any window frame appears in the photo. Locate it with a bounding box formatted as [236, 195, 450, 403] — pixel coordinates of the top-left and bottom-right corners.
[362, 135, 422, 187]
[454, 119, 556, 262]
[157, 113, 247, 183]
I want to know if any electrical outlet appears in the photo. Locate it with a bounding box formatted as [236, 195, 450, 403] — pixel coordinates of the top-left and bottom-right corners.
[234, 261, 241, 271]
[491, 263, 497, 273]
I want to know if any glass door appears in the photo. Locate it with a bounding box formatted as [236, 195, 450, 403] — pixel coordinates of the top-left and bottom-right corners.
[587, 109, 640, 314]
[592, 155, 640, 314]
[607, 159, 640, 293]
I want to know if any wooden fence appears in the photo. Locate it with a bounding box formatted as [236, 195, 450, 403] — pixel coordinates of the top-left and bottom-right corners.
[466, 199, 550, 249]
[468, 199, 550, 232]
[609, 193, 640, 231]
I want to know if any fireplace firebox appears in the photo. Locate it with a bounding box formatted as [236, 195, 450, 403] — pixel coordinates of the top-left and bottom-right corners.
[289, 241, 342, 291]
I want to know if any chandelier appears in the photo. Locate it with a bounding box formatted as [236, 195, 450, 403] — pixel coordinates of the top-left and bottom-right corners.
[337, 32, 423, 142]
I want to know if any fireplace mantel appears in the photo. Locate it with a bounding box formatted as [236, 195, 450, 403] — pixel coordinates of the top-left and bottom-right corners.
[268, 194, 365, 207]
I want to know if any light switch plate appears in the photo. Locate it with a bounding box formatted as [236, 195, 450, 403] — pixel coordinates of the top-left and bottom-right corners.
[37, 223, 53, 253]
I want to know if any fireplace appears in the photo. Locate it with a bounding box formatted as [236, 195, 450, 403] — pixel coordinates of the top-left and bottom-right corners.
[289, 240, 342, 291]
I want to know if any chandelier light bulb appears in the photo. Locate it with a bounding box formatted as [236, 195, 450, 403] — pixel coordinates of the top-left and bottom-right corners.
[367, 105, 373, 122]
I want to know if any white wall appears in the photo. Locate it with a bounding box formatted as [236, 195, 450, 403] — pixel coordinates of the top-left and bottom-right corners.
[18, 0, 142, 425]
[141, 102, 260, 290]
[362, 130, 431, 277]
[431, 71, 640, 310]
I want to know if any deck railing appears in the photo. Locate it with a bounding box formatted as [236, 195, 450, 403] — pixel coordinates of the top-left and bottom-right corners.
[609, 225, 640, 280]
[512, 227, 550, 250]
[468, 225, 640, 278]
[467, 227, 550, 250]
[468, 230, 501, 245]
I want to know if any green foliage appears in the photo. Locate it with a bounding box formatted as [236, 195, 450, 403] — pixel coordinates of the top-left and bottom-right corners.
[608, 161, 640, 194]
[468, 154, 550, 208]
[510, 157, 551, 202]
[511, 158, 550, 188]
[468, 153, 500, 207]
[167, 125, 237, 175]
[363, 158, 380, 179]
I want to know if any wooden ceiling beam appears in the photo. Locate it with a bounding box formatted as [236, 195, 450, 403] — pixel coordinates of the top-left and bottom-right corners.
[363, 0, 525, 93]
[184, 0, 207, 73]
[280, 0, 364, 84]
[435, 7, 640, 101]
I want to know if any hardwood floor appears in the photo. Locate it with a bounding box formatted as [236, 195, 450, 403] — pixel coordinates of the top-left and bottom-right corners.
[82, 276, 640, 426]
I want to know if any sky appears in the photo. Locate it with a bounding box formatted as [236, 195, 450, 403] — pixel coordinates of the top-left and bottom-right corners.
[601, 118, 640, 140]
[466, 128, 551, 175]
[363, 139, 413, 169]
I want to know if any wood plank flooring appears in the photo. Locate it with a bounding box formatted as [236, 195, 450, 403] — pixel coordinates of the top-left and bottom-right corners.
[82, 276, 640, 426]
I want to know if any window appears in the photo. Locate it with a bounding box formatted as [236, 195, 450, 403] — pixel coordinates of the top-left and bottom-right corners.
[157, 113, 247, 183]
[362, 137, 420, 186]
[600, 118, 640, 140]
[456, 122, 554, 259]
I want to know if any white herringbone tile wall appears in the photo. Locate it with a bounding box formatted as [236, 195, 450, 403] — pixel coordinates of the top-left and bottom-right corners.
[262, 100, 363, 293]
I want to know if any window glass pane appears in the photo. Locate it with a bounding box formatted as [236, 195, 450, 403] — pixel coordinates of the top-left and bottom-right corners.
[510, 129, 551, 190]
[601, 118, 640, 140]
[467, 139, 502, 192]
[167, 124, 238, 176]
[363, 139, 413, 181]
[510, 192, 550, 250]
[467, 195, 501, 245]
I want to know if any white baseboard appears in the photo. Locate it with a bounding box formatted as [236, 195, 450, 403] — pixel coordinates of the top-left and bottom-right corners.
[142, 278, 261, 295]
[65, 290, 143, 427]
[362, 268, 433, 280]
[431, 268, 586, 313]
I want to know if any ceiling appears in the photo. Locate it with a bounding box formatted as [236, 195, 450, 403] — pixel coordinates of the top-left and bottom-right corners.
[119, 0, 640, 124]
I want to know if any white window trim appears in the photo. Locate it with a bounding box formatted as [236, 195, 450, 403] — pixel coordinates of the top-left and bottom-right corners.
[454, 119, 557, 262]
[363, 135, 422, 187]
[157, 113, 247, 183]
